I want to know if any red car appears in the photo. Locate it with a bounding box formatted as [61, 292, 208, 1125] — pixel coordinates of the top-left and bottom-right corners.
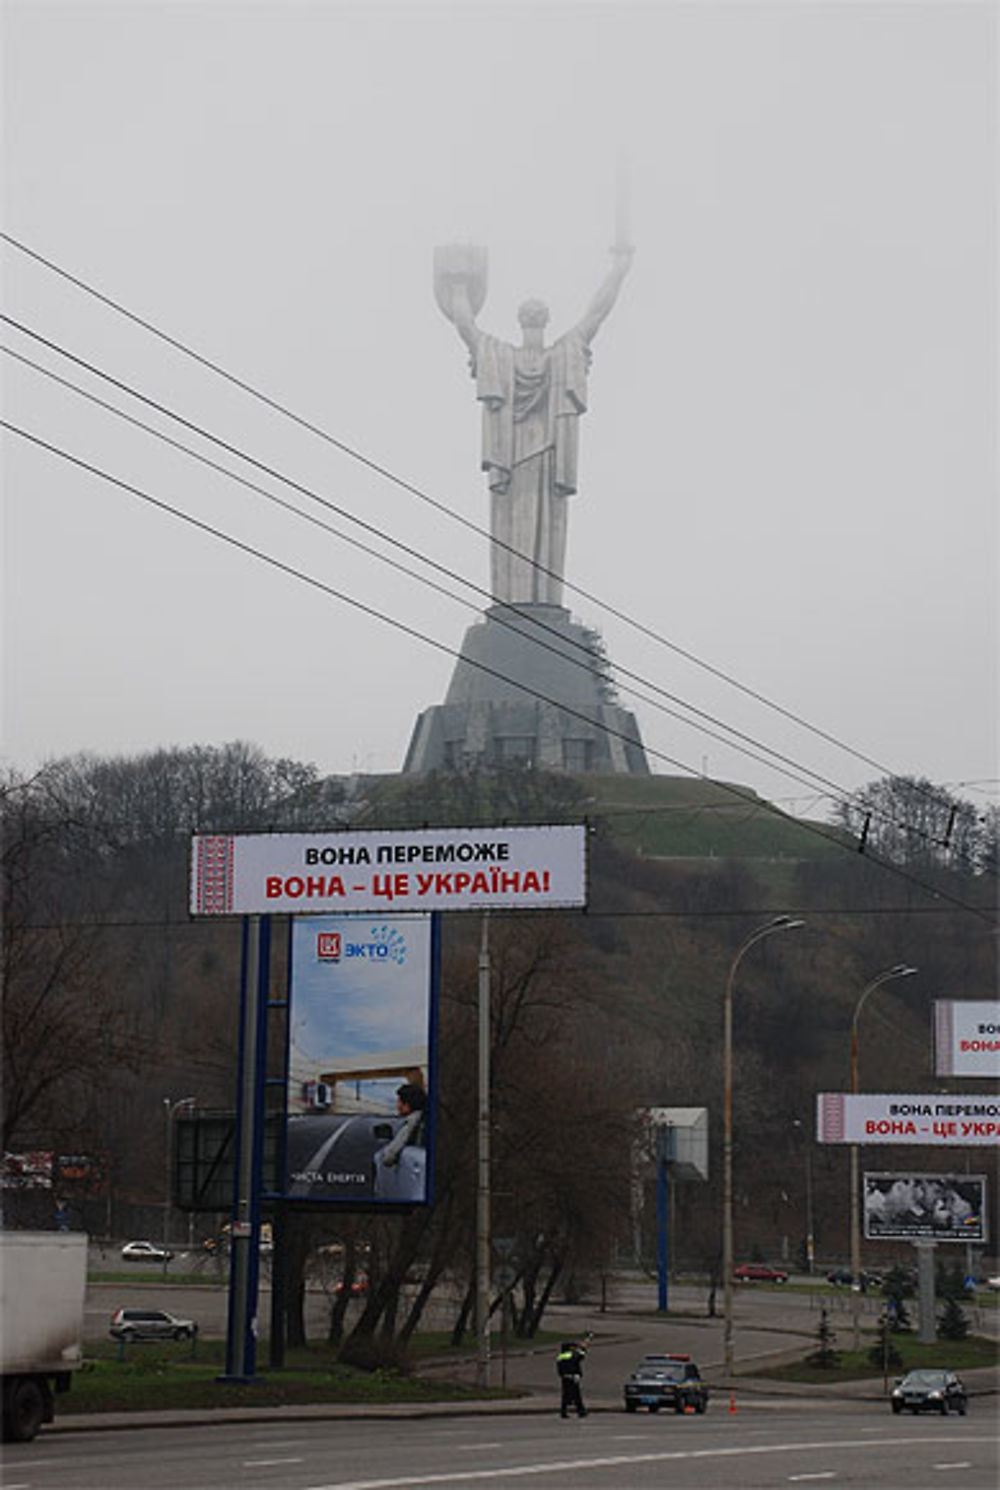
[733, 1262, 789, 1283]
[334, 1271, 370, 1295]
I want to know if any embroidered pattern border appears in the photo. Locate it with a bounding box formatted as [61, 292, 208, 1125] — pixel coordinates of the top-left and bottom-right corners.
[819, 1092, 846, 1143]
[196, 835, 234, 914]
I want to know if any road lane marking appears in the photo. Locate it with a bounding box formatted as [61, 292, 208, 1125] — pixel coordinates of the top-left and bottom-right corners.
[789, 1475, 835, 1482]
[457, 1443, 503, 1451]
[933, 1465, 972, 1472]
[306, 1434, 997, 1489]
[244, 1457, 305, 1467]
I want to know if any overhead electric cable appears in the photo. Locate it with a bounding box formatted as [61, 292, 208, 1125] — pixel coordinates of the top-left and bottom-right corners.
[3, 334, 885, 810]
[5, 415, 994, 927]
[0, 229, 942, 797]
[16, 901, 990, 932]
[4, 319, 982, 863]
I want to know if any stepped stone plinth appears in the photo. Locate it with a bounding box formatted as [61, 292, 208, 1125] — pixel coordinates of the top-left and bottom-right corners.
[403, 604, 649, 776]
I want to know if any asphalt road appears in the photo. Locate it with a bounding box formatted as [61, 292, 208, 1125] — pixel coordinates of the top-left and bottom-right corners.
[69, 1269, 997, 1490]
[84, 1273, 998, 1371]
[85, 1275, 817, 1372]
[5, 1405, 998, 1489]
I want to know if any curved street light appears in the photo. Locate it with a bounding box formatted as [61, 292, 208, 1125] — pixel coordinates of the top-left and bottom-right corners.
[723, 915, 805, 1376]
[849, 964, 918, 1348]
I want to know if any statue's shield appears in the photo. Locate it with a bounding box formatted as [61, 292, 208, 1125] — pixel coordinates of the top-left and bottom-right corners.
[433, 243, 488, 321]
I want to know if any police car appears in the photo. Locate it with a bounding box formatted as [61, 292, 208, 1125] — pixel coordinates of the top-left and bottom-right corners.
[623, 1353, 709, 1414]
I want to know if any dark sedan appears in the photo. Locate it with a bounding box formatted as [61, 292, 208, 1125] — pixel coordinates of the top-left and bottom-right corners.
[826, 1267, 882, 1290]
[890, 1369, 967, 1415]
[623, 1354, 709, 1414]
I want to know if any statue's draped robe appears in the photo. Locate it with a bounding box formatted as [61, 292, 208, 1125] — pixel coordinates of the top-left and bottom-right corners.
[471, 328, 591, 606]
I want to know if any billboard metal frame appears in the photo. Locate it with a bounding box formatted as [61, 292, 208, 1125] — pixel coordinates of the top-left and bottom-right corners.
[189, 824, 589, 1385]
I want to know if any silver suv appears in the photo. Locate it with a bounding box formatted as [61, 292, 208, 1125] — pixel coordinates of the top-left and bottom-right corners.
[109, 1307, 198, 1341]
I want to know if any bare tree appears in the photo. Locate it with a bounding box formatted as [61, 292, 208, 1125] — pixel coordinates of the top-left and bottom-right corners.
[833, 775, 990, 874]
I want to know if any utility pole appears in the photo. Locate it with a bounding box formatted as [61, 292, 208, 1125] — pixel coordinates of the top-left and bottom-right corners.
[476, 913, 491, 1388]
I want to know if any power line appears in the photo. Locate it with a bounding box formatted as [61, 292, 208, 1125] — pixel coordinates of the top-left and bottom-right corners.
[5, 415, 995, 928]
[12, 902, 994, 932]
[5, 322, 984, 866]
[8, 316, 987, 870]
[2, 332, 886, 811]
[0, 229, 940, 795]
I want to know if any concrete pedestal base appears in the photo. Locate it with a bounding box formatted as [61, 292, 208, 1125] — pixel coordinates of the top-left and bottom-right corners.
[403, 605, 649, 776]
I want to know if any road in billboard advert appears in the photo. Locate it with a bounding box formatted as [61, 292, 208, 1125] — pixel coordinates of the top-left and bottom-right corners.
[277, 913, 436, 1205]
[863, 1172, 988, 1243]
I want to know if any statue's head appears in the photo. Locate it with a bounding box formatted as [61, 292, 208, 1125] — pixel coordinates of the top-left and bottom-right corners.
[517, 298, 550, 331]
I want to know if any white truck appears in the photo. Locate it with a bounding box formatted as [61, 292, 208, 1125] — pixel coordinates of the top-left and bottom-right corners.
[1, 1231, 87, 1441]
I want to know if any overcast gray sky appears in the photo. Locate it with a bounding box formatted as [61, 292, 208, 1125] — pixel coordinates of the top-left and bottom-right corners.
[2, 0, 996, 821]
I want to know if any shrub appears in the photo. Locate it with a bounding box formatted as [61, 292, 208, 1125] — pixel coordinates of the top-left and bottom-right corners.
[867, 1316, 903, 1371]
[881, 1266, 914, 1332]
[937, 1295, 970, 1342]
[807, 1308, 840, 1369]
[337, 1334, 412, 1376]
[935, 1262, 972, 1301]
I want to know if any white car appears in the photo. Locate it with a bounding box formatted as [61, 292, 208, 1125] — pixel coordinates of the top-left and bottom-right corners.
[121, 1239, 173, 1263]
[110, 1307, 197, 1341]
[985, 1274, 1000, 1291]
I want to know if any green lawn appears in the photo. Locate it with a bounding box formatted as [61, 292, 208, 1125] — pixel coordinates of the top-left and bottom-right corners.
[750, 1332, 999, 1386]
[63, 1330, 565, 1415]
[64, 1339, 514, 1415]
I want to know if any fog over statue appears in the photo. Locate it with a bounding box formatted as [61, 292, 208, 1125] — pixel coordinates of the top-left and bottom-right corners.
[434, 242, 633, 608]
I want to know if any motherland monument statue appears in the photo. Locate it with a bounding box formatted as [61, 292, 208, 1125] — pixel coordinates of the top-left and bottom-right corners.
[403, 201, 649, 776]
[433, 241, 634, 607]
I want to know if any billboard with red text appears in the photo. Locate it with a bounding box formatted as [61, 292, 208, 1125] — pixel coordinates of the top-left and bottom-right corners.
[816, 1093, 1000, 1147]
[190, 825, 586, 916]
[934, 1001, 1000, 1078]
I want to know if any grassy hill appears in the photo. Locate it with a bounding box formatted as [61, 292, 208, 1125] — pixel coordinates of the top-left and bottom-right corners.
[356, 769, 848, 865]
[580, 773, 846, 862]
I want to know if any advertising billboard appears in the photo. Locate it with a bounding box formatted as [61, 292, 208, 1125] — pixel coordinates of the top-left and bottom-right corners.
[934, 1000, 1000, 1079]
[273, 913, 437, 1206]
[863, 1172, 987, 1243]
[816, 1093, 1000, 1147]
[190, 825, 587, 916]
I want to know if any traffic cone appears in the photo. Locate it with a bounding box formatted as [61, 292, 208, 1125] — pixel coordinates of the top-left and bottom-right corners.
[728, 1394, 737, 1414]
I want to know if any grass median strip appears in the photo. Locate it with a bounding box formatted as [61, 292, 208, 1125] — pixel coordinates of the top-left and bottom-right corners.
[64, 1340, 516, 1414]
[749, 1333, 998, 1385]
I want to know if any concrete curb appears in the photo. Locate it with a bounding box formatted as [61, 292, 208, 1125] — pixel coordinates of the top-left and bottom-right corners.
[51, 1369, 998, 1435]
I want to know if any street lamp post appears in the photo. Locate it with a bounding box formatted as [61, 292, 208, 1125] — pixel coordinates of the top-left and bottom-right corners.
[792, 1117, 815, 1275]
[163, 1096, 196, 1280]
[848, 964, 917, 1349]
[475, 913, 491, 1390]
[723, 916, 804, 1376]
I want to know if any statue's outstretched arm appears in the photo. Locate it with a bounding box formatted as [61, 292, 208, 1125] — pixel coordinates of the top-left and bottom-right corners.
[434, 244, 487, 355]
[575, 246, 634, 345]
[449, 281, 479, 354]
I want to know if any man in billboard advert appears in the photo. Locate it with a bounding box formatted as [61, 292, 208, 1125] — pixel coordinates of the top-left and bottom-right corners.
[373, 1083, 427, 1202]
[282, 915, 435, 1205]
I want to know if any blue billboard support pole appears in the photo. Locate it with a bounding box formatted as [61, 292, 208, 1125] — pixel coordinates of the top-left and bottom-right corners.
[221, 913, 270, 1383]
